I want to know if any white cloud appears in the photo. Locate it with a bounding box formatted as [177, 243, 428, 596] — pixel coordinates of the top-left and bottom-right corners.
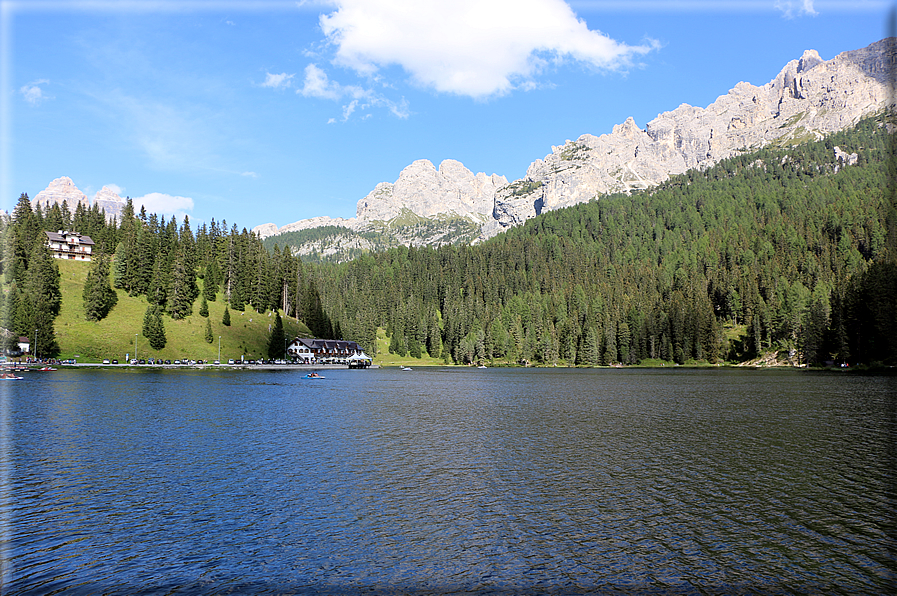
[775, 0, 818, 18]
[20, 79, 50, 105]
[299, 63, 361, 100]
[261, 71, 295, 88]
[299, 63, 408, 120]
[105, 183, 124, 195]
[318, 0, 658, 98]
[241, 171, 258, 178]
[133, 192, 194, 216]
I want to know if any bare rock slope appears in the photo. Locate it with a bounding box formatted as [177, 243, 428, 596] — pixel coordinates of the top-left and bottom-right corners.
[32, 177, 89, 213]
[256, 159, 506, 241]
[32, 178, 127, 222]
[258, 39, 893, 250]
[486, 38, 895, 236]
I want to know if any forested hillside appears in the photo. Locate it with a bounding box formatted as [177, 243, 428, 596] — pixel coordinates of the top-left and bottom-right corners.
[309, 114, 896, 367]
[2, 114, 894, 367]
[1, 196, 334, 358]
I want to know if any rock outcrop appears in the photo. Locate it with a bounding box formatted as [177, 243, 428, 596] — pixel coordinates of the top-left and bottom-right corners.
[31, 178, 127, 222]
[93, 186, 127, 221]
[486, 38, 895, 236]
[32, 177, 89, 212]
[255, 159, 506, 239]
[356, 159, 507, 222]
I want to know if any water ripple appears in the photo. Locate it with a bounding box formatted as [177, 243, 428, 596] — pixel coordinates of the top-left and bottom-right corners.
[3, 368, 895, 594]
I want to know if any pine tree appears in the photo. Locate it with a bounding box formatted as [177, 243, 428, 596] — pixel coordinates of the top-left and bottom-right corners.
[222, 305, 231, 326]
[267, 311, 285, 358]
[167, 249, 197, 320]
[82, 254, 118, 321]
[229, 279, 244, 311]
[204, 317, 214, 344]
[204, 259, 219, 302]
[199, 295, 209, 317]
[142, 304, 166, 350]
[25, 235, 62, 317]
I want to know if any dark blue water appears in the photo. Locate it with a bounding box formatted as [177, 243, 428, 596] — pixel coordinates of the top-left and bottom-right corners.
[2, 367, 895, 595]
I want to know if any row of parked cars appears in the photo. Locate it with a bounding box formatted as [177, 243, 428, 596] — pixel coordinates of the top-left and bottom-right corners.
[102, 359, 219, 365]
[99, 359, 299, 366]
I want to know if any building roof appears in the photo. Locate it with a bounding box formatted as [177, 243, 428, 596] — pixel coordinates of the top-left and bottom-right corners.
[44, 230, 95, 245]
[294, 337, 363, 352]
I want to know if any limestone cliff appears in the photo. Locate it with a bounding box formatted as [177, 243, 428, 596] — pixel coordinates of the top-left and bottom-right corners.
[32, 177, 89, 213]
[485, 38, 896, 236]
[255, 159, 506, 240]
[93, 186, 127, 221]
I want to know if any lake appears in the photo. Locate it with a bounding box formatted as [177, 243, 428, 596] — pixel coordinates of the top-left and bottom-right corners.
[2, 367, 895, 595]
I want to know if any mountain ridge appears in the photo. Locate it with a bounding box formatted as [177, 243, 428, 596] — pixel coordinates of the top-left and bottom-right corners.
[256, 38, 895, 255]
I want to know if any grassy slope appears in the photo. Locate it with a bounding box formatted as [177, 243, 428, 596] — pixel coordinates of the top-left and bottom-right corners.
[55, 259, 310, 363]
[53, 260, 751, 366]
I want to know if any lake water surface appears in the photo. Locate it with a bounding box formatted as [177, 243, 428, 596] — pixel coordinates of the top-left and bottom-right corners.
[2, 367, 895, 595]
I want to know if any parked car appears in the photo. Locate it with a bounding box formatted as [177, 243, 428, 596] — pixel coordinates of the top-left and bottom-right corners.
[103, 359, 110, 364]
[228, 359, 235, 364]
[174, 359, 181, 365]
[112, 359, 118, 364]
[165, 360, 171, 365]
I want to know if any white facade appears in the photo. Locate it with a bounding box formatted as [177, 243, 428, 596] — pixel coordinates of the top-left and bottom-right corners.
[45, 230, 94, 261]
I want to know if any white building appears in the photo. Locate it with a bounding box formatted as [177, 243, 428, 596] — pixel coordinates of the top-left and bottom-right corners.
[44, 230, 94, 261]
[286, 337, 372, 367]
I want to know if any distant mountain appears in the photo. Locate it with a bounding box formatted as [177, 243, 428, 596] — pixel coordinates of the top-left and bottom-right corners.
[32, 177, 89, 213]
[486, 39, 895, 236]
[256, 38, 895, 261]
[257, 159, 507, 261]
[31, 177, 127, 223]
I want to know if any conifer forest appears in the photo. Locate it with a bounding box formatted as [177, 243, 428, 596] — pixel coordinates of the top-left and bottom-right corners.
[2, 115, 895, 367]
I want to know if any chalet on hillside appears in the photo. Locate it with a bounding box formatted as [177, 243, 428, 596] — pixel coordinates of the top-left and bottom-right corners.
[286, 337, 372, 367]
[44, 230, 94, 262]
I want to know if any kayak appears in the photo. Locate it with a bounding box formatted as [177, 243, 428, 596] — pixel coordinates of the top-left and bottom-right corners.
[304, 373, 325, 379]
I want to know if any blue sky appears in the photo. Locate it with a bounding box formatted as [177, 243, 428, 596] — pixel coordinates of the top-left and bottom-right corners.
[1, 0, 891, 230]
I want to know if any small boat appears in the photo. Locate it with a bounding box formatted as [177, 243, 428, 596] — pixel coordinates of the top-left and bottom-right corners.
[477, 365, 487, 369]
[33, 366, 57, 372]
[304, 372, 325, 379]
[400, 366, 412, 371]
[0, 373, 23, 380]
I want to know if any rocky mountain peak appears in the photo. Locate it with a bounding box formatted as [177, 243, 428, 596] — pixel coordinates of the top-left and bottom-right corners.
[254, 38, 893, 257]
[486, 38, 896, 237]
[93, 186, 126, 221]
[355, 158, 507, 223]
[32, 176, 89, 211]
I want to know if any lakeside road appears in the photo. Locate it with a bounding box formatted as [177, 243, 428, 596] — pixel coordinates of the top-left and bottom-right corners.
[23, 363, 379, 371]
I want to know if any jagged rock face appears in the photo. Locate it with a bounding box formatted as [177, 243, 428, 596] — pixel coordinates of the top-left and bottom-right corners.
[487, 38, 896, 236]
[254, 216, 355, 239]
[356, 159, 507, 222]
[32, 177, 89, 212]
[256, 159, 507, 239]
[93, 186, 126, 221]
[256, 38, 892, 251]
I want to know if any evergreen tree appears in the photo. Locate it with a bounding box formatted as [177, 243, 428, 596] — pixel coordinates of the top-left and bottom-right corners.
[204, 259, 219, 301]
[222, 305, 231, 326]
[167, 249, 197, 320]
[229, 279, 244, 311]
[199, 295, 209, 317]
[267, 311, 285, 358]
[82, 254, 118, 321]
[205, 317, 214, 344]
[25, 236, 62, 317]
[142, 304, 166, 350]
